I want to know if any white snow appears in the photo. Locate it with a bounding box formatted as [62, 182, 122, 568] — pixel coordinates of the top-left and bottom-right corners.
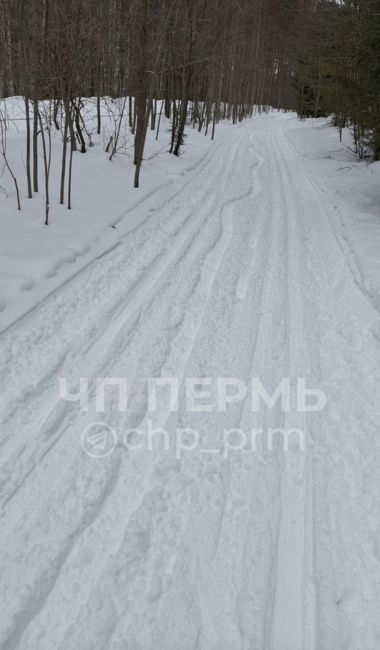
[0, 105, 380, 650]
[286, 117, 380, 312]
[0, 97, 233, 331]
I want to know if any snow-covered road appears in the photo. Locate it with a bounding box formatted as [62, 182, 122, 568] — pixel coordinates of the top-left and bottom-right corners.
[1, 115, 380, 650]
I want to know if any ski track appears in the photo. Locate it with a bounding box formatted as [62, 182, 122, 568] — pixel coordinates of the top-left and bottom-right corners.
[1, 115, 380, 650]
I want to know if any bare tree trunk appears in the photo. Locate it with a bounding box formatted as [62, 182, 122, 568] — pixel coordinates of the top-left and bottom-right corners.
[174, 94, 189, 156]
[73, 99, 86, 153]
[133, 87, 149, 187]
[173, 50, 192, 156]
[156, 99, 164, 140]
[68, 144, 74, 210]
[33, 99, 38, 193]
[97, 95, 101, 135]
[60, 109, 69, 204]
[129, 96, 133, 129]
[24, 96, 32, 198]
[150, 98, 156, 130]
[169, 100, 177, 153]
[38, 110, 51, 225]
[109, 97, 127, 161]
[53, 99, 60, 130]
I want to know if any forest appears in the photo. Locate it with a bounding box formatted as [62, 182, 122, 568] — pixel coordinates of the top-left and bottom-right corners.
[0, 0, 379, 218]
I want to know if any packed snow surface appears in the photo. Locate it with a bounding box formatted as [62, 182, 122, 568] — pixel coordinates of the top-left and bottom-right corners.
[1, 109, 380, 650]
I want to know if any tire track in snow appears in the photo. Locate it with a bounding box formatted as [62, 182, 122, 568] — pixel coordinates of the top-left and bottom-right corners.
[0, 127, 258, 650]
[268, 122, 316, 650]
[0, 135, 243, 647]
[0, 130, 242, 509]
[0, 122, 241, 432]
[135, 136, 277, 649]
[46, 128, 267, 650]
[278, 119, 380, 650]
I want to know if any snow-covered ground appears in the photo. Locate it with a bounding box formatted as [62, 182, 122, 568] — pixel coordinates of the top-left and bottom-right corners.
[1, 106, 380, 649]
[286, 118, 380, 312]
[0, 98, 235, 331]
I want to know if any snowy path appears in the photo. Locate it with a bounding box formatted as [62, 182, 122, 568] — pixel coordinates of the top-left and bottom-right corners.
[1, 115, 380, 650]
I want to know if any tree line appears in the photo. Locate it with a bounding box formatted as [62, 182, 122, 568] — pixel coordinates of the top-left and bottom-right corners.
[0, 0, 378, 221]
[0, 0, 303, 221]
